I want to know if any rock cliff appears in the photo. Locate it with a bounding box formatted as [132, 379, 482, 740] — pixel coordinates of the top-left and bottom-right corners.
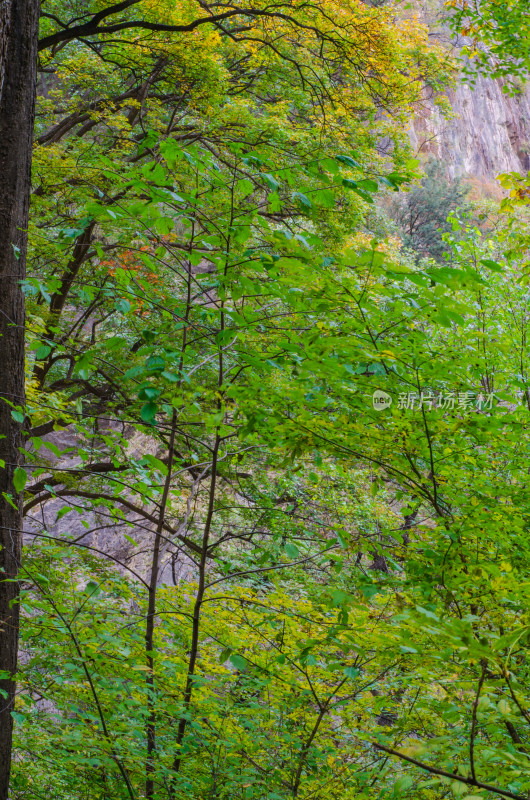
[410, 4, 530, 183]
[411, 75, 530, 183]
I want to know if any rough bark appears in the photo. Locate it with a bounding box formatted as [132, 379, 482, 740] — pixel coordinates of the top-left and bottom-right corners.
[0, 0, 40, 796]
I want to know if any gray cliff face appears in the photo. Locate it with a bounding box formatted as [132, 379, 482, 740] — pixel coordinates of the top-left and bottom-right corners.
[406, 0, 530, 182]
[408, 0, 530, 184]
[410, 75, 530, 181]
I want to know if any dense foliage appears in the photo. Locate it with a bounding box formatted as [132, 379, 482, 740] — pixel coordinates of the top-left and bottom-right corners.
[388, 158, 469, 262]
[446, 0, 530, 88]
[2, 1, 530, 799]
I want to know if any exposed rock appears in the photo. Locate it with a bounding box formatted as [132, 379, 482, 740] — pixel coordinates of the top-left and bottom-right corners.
[411, 74, 530, 183]
[408, 1, 530, 183]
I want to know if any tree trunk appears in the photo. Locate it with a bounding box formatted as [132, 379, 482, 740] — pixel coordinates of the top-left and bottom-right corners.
[0, 1, 39, 796]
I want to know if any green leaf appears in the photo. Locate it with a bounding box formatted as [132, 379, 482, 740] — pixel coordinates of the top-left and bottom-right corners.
[104, 335, 128, 351]
[263, 173, 280, 191]
[342, 179, 374, 203]
[284, 541, 300, 558]
[314, 188, 335, 208]
[394, 775, 414, 793]
[480, 258, 505, 273]
[140, 402, 158, 423]
[336, 154, 362, 170]
[141, 454, 169, 475]
[293, 192, 312, 208]
[138, 386, 161, 401]
[84, 581, 101, 598]
[13, 467, 27, 494]
[357, 179, 379, 193]
[343, 666, 359, 679]
[498, 698, 511, 715]
[73, 353, 93, 380]
[237, 178, 254, 197]
[218, 647, 232, 663]
[230, 654, 248, 670]
[2, 492, 18, 510]
[34, 345, 52, 360]
[124, 365, 145, 380]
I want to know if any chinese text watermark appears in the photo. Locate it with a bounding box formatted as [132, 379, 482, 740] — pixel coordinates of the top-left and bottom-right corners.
[373, 390, 497, 412]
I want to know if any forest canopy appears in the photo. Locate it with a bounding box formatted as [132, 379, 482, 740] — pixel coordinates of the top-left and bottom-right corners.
[1, 1, 530, 799]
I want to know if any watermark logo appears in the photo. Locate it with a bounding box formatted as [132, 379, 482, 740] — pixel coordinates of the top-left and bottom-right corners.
[371, 390, 498, 412]
[373, 390, 392, 411]
[397, 391, 496, 411]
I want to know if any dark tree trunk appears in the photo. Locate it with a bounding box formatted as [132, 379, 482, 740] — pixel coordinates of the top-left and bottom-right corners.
[0, 1, 40, 796]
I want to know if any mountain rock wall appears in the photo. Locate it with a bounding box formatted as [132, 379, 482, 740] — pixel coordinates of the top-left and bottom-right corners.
[411, 76, 530, 182]
[409, 1, 530, 183]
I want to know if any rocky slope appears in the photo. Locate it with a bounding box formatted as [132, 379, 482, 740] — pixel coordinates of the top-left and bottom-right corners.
[409, 2, 530, 184]
[411, 75, 530, 184]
